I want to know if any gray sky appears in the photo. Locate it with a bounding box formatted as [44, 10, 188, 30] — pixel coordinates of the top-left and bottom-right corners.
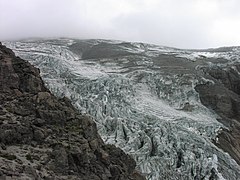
[0, 0, 240, 49]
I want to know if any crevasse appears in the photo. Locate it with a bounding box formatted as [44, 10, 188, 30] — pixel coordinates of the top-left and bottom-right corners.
[4, 39, 240, 180]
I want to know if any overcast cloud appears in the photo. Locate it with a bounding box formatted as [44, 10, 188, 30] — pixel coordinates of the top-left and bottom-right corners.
[0, 0, 240, 48]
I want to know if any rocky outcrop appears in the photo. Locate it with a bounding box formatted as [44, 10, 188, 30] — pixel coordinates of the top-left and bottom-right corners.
[195, 64, 240, 165]
[0, 43, 144, 180]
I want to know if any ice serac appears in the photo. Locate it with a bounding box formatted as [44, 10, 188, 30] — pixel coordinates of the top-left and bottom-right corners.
[0, 43, 144, 180]
[4, 39, 240, 180]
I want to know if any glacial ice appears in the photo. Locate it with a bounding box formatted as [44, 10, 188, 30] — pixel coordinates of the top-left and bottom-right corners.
[4, 39, 240, 180]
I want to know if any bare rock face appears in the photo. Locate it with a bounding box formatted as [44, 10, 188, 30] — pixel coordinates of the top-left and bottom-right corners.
[195, 64, 240, 165]
[0, 43, 144, 180]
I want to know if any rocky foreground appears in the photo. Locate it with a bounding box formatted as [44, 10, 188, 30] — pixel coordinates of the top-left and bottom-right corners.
[0, 42, 145, 179]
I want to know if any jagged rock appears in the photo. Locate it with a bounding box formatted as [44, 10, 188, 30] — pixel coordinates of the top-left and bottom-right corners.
[33, 128, 45, 142]
[0, 43, 145, 180]
[195, 65, 240, 165]
[207, 65, 240, 94]
[195, 83, 240, 119]
[33, 118, 46, 126]
[52, 145, 69, 174]
[0, 124, 22, 144]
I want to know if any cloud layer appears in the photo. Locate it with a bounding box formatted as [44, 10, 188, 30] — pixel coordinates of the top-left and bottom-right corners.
[0, 0, 239, 48]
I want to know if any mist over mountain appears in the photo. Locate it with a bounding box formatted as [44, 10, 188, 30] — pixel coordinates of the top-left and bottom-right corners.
[1, 0, 240, 49]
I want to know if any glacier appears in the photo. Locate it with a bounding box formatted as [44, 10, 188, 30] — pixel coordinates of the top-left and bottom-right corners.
[4, 39, 240, 180]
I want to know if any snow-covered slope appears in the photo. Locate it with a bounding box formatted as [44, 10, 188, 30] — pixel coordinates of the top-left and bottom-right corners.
[4, 39, 240, 180]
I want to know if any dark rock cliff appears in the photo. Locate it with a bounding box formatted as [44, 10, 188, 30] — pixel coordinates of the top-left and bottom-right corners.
[195, 64, 240, 165]
[0, 42, 145, 180]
